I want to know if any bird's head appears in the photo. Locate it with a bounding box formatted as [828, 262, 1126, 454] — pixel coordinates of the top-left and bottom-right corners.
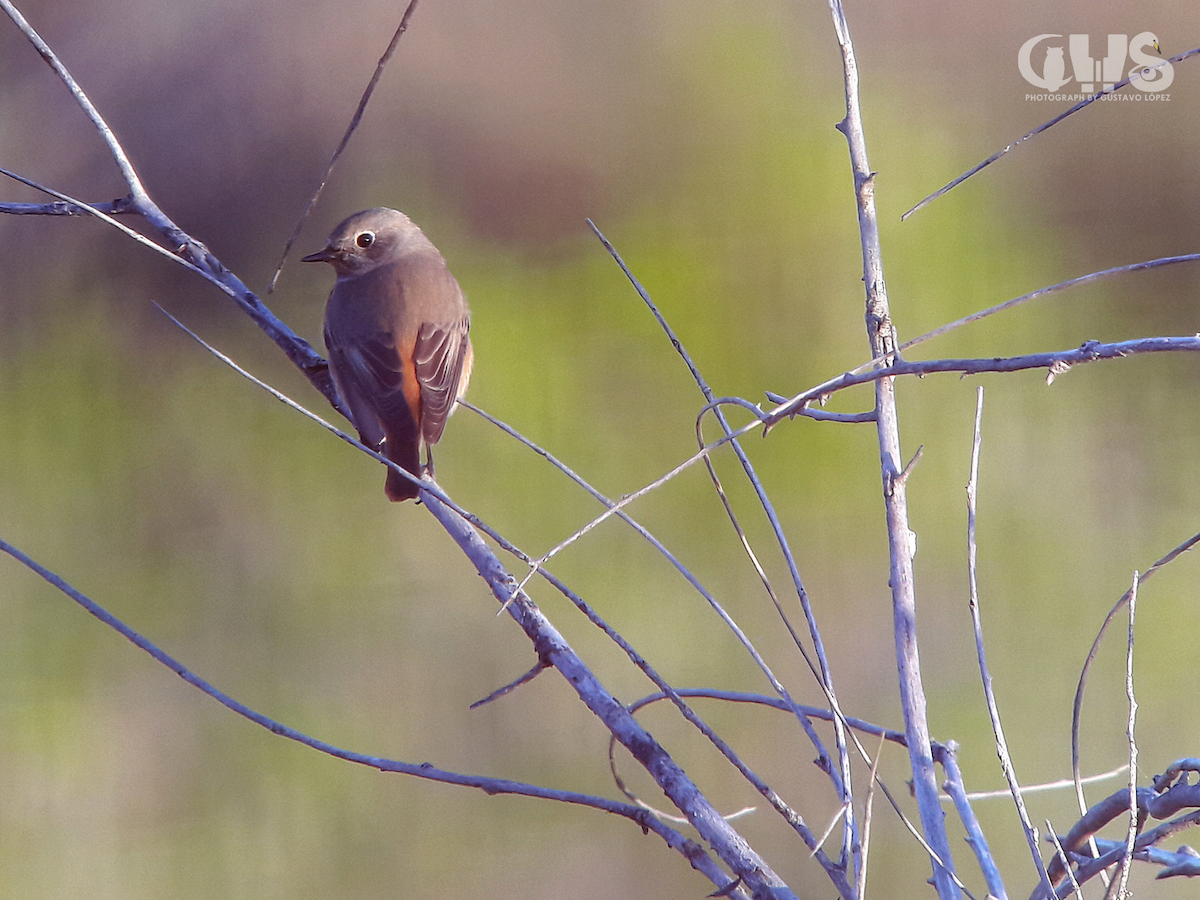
[302, 207, 427, 278]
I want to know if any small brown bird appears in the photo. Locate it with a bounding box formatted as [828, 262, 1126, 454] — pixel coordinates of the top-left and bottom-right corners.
[303, 208, 472, 501]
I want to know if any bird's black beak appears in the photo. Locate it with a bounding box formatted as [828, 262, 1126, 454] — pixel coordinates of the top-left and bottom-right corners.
[301, 246, 338, 264]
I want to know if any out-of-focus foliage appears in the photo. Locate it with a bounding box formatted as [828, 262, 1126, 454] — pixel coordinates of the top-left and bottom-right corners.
[2, 1, 1199, 898]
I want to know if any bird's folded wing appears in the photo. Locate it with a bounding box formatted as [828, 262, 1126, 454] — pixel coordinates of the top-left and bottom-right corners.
[414, 316, 471, 444]
[327, 329, 420, 441]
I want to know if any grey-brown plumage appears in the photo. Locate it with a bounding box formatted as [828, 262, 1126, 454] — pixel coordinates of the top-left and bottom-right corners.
[302, 208, 472, 501]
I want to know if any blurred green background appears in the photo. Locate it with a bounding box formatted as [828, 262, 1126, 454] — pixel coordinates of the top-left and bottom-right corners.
[2, 0, 1199, 897]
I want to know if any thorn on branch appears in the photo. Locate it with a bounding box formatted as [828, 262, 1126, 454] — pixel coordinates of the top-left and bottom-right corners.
[895, 445, 924, 488]
[469, 657, 551, 709]
[708, 875, 744, 898]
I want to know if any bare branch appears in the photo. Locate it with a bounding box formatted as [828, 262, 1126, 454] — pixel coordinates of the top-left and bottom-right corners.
[1085, 837, 1200, 879]
[268, 0, 421, 293]
[896, 254, 1200, 355]
[46, 283, 808, 895]
[1038, 762, 1200, 897]
[0, 166, 342, 419]
[467, 396, 852, 857]
[0, 197, 137, 216]
[942, 741, 1009, 900]
[858, 734, 887, 900]
[461, 399, 790, 683]
[0, 2, 343, 409]
[608, 734, 757, 831]
[1071, 531, 1200, 819]
[1116, 573, 1141, 899]
[623, 689, 911, 748]
[894, 444, 923, 488]
[0, 0, 148, 200]
[419, 492, 806, 899]
[1044, 821, 1085, 900]
[593, 221, 860, 868]
[902, 47, 1200, 219]
[766, 336, 1200, 428]
[0, 537, 712, 859]
[623, 686, 974, 896]
[827, 0, 955, 894]
[965, 386, 1053, 894]
[961, 766, 1127, 802]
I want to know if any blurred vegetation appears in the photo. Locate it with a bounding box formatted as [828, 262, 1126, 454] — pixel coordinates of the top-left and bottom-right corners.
[2, 1, 1199, 899]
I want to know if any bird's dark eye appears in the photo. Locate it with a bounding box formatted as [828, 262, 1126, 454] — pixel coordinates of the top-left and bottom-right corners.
[356, 231, 375, 248]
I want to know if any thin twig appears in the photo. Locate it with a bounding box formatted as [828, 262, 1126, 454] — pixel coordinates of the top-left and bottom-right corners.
[766, 336, 1200, 427]
[812, 804, 851, 857]
[469, 658, 550, 709]
[959, 765, 1127, 802]
[894, 444, 923, 488]
[691, 401, 873, 855]
[607, 736, 755, 828]
[760, 393, 876, 422]
[0, 175, 340, 417]
[463, 398, 814, 708]
[902, 47, 1200, 219]
[510, 332, 1199, 588]
[1071, 531, 1200, 820]
[0, 168, 206, 275]
[765, 254, 1200, 404]
[623, 689, 910, 745]
[509, 403, 769, 591]
[896, 254, 1200, 355]
[590, 218, 858, 871]
[0, 197, 137, 216]
[464, 399, 850, 840]
[1116, 572, 1140, 899]
[268, 0, 421, 293]
[965, 386, 1053, 893]
[0, 0, 147, 200]
[858, 733, 886, 900]
[1044, 820, 1086, 900]
[693, 403, 832, 705]
[616, 686, 955, 895]
[765, 254, 1200, 430]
